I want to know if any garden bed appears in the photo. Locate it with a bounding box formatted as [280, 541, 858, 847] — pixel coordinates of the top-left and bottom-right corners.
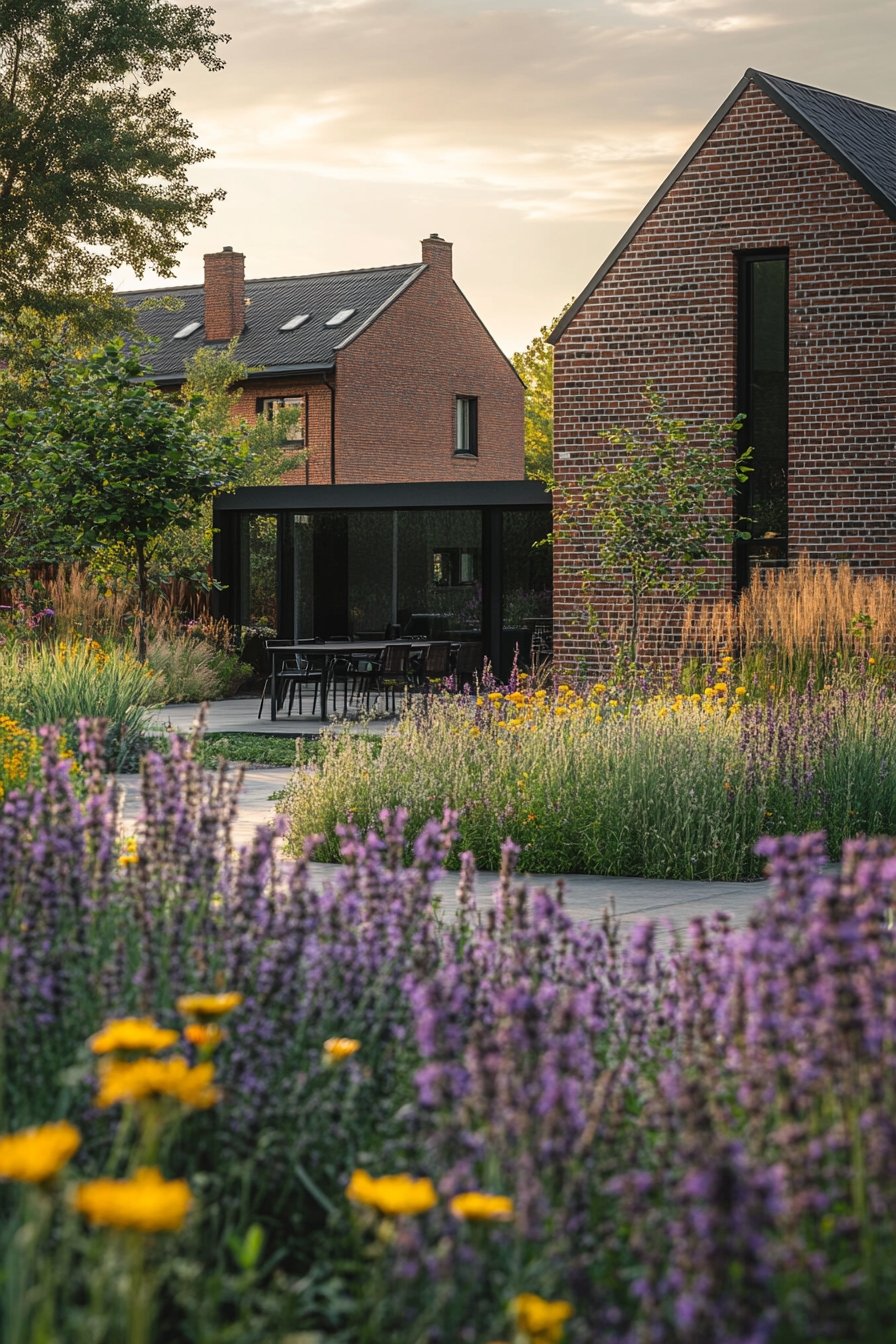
[281, 673, 896, 880]
[1, 728, 895, 1342]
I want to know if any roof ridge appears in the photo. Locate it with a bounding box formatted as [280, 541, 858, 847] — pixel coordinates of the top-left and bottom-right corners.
[749, 68, 896, 118]
[117, 260, 418, 298]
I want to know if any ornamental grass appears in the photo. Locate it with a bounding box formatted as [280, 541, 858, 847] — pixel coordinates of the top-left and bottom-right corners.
[5, 726, 896, 1340]
[0, 637, 161, 769]
[283, 671, 896, 879]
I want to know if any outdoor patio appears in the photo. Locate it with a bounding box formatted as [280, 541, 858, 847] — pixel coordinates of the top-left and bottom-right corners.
[149, 696, 398, 738]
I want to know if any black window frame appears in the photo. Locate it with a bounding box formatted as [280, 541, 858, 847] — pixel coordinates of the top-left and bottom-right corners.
[735, 249, 789, 592]
[256, 394, 308, 450]
[454, 395, 479, 459]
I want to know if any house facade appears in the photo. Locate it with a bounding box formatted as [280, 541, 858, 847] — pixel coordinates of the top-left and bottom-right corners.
[124, 238, 548, 672]
[126, 234, 524, 485]
[550, 70, 896, 674]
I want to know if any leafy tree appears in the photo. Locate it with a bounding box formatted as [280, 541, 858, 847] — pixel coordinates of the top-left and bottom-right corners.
[554, 385, 752, 665]
[146, 341, 302, 588]
[30, 340, 245, 658]
[512, 303, 571, 481]
[0, 0, 227, 322]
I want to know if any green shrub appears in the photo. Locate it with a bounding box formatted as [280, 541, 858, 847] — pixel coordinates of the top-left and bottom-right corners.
[0, 638, 161, 770]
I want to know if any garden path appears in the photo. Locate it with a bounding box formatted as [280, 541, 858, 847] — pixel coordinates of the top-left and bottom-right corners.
[117, 761, 772, 936]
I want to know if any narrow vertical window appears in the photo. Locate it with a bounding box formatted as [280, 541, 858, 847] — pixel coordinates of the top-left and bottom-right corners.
[736, 253, 788, 589]
[454, 396, 478, 458]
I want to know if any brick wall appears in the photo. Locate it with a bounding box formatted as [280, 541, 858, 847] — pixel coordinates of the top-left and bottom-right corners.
[333, 251, 524, 483]
[230, 376, 334, 485]
[552, 82, 896, 677]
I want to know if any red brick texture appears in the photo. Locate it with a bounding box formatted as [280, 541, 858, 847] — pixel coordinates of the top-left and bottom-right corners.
[334, 245, 524, 483]
[552, 82, 896, 677]
[203, 249, 246, 342]
[230, 377, 334, 486]
[218, 239, 523, 487]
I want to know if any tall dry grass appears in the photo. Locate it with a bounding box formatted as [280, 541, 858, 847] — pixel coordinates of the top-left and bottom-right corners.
[681, 557, 896, 686]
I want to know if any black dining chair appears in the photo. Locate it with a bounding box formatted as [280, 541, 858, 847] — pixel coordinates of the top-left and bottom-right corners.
[356, 642, 411, 715]
[416, 640, 453, 695]
[257, 640, 321, 718]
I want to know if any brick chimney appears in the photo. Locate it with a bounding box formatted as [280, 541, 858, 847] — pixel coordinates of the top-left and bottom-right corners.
[421, 233, 452, 277]
[203, 246, 245, 341]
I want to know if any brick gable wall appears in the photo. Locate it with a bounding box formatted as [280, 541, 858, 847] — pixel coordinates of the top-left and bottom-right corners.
[552, 83, 896, 677]
[334, 264, 524, 483]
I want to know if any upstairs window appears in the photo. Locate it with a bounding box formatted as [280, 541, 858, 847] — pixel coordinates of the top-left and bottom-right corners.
[257, 395, 307, 448]
[454, 396, 478, 458]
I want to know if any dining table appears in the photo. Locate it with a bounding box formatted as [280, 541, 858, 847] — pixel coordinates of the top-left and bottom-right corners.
[268, 640, 433, 723]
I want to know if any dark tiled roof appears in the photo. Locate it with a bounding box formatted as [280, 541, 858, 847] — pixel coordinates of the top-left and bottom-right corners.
[122, 263, 424, 381]
[552, 70, 896, 345]
[754, 70, 896, 219]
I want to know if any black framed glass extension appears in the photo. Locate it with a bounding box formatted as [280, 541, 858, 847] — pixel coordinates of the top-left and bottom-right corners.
[736, 251, 789, 590]
[212, 481, 552, 680]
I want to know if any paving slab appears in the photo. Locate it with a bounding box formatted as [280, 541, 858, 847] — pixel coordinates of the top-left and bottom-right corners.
[148, 698, 394, 739]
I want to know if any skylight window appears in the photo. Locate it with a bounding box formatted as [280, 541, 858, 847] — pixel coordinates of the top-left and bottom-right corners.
[325, 308, 356, 327]
[172, 320, 202, 339]
[279, 313, 310, 331]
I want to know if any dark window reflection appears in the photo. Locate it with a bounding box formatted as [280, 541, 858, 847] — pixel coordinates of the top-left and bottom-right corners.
[737, 254, 788, 586]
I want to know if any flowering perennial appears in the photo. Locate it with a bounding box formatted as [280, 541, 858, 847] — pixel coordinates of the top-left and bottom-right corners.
[0, 1122, 81, 1184]
[75, 1168, 192, 1233]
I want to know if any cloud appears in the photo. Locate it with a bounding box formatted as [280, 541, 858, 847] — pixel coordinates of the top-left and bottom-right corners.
[131, 0, 896, 351]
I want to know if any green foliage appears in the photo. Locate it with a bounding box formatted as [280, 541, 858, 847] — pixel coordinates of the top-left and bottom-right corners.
[27, 340, 246, 655]
[190, 733, 306, 768]
[511, 305, 570, 481]
[146, 340, 302, 588]
[283, 680, 896, 881]
[0, 0, 227, 322]
[145, 633, 251, 703]
[554, 384, 752, 662]
[0, 639, 162, 769]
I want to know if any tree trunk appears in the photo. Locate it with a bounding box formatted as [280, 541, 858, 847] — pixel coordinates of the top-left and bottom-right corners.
[135, 539, 148, 663]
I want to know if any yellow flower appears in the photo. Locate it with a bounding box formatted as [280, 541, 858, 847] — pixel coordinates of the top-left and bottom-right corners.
[449, 1191, 514, 1222]
[735, 686, 747, 696]
[323, 1037, 361, 1063]
[0, 1121, 81, 1184]
[176, 992, 243, 1021]
[96, 1058, 220, 1110]
[592, 682, 606, 694]
[75, 1167, 192, 1233]
[868, 657, 876, 665]
[488, 691, 503, 703]
[183, 1024, 224, 1051]
[90, 1018, 179, 1057]
[510, 1293, 574, 1343]
[346, 1169, 437, 1217]
[118, 837, 139, 867]
[469, 725, 481, 737]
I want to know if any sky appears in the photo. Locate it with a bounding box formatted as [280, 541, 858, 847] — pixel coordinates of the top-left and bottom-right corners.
[111, 0, 896, 355]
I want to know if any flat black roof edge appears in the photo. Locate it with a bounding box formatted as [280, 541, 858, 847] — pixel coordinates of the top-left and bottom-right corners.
[213, 480, 551, 512]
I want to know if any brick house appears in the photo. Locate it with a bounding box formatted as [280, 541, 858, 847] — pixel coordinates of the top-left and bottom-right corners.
[125, 233, 524, 484]
[123, 239, 549, 666]
[550, 69, 896, 675]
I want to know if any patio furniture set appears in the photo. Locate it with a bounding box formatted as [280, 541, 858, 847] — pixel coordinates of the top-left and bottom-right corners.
[260, 638, 456, 723]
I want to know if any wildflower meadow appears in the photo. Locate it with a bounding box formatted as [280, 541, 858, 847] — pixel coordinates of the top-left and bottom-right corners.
[3, 725, 896, 1341]
[283, 664, 896, 879]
